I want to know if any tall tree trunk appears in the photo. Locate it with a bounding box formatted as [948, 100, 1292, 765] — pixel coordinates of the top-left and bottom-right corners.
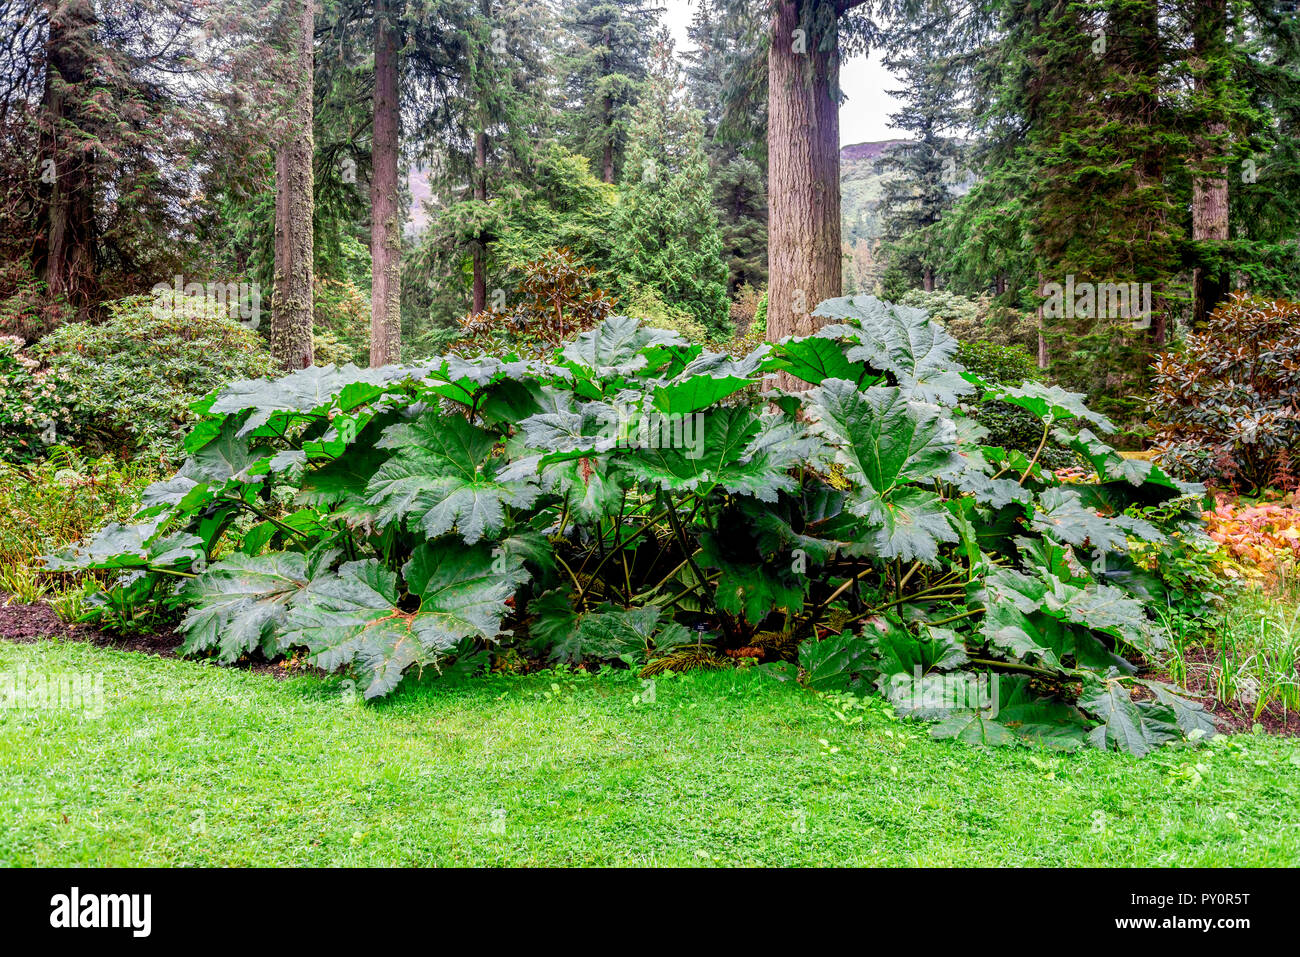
[922, 266, 934, 292]
[272, 0, 315, 370]
[766, 0, 844, 390]
[1036, 270, 1048, 370]
[472, 128, 488, 314]
[1190, 0, 1230, 329]
[369, 0, 402, 366]
[601, 25, 614, 182]
[39, 0, 97, 322]
[601, 98, 615, 182]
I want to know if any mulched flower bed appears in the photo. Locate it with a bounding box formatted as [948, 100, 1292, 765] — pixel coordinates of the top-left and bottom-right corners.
[0, 593, 297, 678]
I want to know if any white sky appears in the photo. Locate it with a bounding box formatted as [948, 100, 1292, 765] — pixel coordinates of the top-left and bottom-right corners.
[658, 0, 905, 145]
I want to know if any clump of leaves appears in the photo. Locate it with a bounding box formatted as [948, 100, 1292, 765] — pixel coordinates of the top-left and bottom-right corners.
[1151, 293, 1300, 492]
[36, 294, 274, 466]
[1202, 495, 1300, 589]
[46, 295, 1212, 755]
[452, 248, 615, 358]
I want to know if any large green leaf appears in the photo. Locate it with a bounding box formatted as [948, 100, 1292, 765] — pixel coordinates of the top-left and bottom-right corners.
[768, 336, 882, 388]
[365, 413, 540, 543]
[807, 380, 961, 497]
[797, 632, 878, 692]
[1031, 487, 1162, 552]
[42, 520, 203, 573]
[178, 553, 311, 662]
[651, 348, 771, 414]
[208, 364, 414, 435]
[812, 295, 972, 403]
[1079, 677, 1179, 756]
[989, 381, 1115, 432]
[622, 406, 814, 502]
[561, 316, 687, 378]
[286, 544, 525, 698]
[854, 487, 960, 563]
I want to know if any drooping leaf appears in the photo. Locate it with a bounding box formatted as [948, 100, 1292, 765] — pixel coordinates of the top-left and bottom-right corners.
[178, 553, 310, 662]
[797, 632, 878, 692]
[365, 413, 540, 544]
[1079, 677, 1176, 756]
[286, 544, 525, 698]
[990, 381, 1116, 432]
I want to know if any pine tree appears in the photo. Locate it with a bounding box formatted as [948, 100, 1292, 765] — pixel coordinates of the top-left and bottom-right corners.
[557, 0, 662, 184]
[419, 0, 553, 322]
[876, 32, 967, 292]
[614, 38, 730, 336]
[684, 0, 768, 294]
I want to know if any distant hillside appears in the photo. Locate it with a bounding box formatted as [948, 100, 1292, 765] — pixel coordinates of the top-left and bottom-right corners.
[840, 140, 906, 294]
[840, 139, 906, 246]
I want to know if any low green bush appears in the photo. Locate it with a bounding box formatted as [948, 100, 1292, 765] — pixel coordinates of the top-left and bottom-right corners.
[49, 295, 1214, 755]
[36, 294, 276, 465]
[0, 336, 80, 463]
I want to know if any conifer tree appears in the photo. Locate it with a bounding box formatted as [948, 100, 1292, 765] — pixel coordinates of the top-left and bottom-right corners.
[557, 0, 662, 183]
[614, 38, 730, 336]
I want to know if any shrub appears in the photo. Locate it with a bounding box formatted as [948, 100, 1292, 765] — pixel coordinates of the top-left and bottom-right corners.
[452, 249, 617, 357]
[49, 294, 1214, 755]
[36, 294, 276, 465]
[0, 336, 80, 463]
[0, 448, 153, 568]
[313, 276, 370, 366]
[900, 288, 1038, 353]
[621, 284, 710, 343]
[1151, 293, 1300, 492]
[956, 340, 1078, 471]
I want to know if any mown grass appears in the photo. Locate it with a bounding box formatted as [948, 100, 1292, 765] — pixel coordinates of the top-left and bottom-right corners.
[2, 637, 1298, 867]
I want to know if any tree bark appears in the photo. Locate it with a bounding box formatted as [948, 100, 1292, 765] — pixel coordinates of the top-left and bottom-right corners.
[38, 0, 97, 322]
[1190, 0, 1230, 330]
[1036, 271, 1048, 370]
[272, 0, 315, 370]
[601, 24, 615, 182]
[472, 127, 488, 314]
[369, 0, 402, 366]
[766, 0, 844, 390]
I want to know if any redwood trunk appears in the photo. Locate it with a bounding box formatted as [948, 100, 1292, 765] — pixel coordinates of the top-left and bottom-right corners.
[472, 128, 488, 314]
[39, 0, 97, 322]
[272, 0, 315, 370]
[1190, 0, 1230, 329]
[766, 0, 843, 390]
[370, 0, 402, 365]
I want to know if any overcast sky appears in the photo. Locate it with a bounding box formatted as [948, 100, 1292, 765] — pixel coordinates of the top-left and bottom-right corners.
[658, 0, 906, 145]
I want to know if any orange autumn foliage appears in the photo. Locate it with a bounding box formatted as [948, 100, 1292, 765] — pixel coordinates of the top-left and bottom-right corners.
[1202, 495, 1300, 587]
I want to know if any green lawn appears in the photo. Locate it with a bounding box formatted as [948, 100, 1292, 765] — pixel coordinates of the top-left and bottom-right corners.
[2, 637, 1299, 866]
